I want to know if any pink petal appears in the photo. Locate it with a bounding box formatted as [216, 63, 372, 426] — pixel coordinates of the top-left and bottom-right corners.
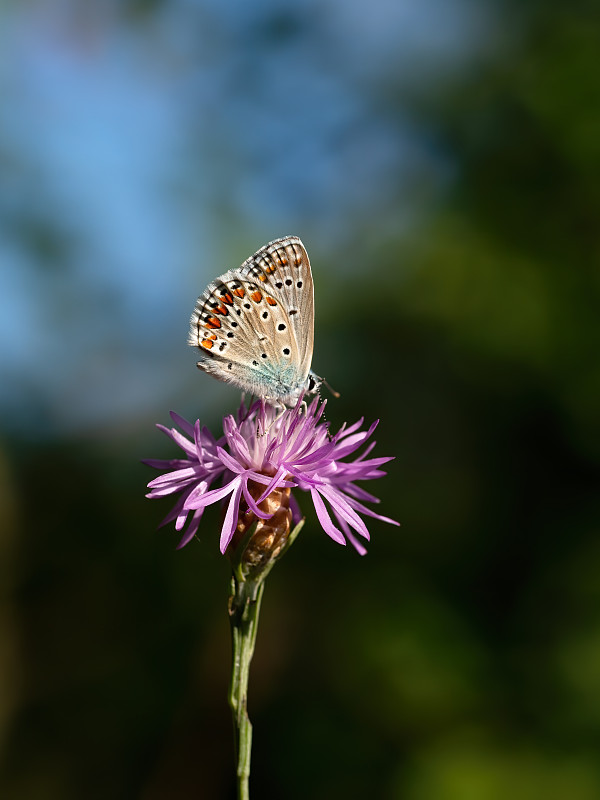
[341, 483, 382, 504]
[147, 467, 203, 488]
[156, 424, 197, 459]
[335, 514, 368, 556]
[342, 492, 400, 527]
[246, 471, 295, 488]
[241, 479, 272, 520]
[310, 488, 346, 546]
[216, 446, 246, 474]
[318, 484, 370, 539]
[254, 466, 293, 505]
[220, 479, 243, 553]
[185, 478, 237, 510]
[169, 411, 195, 437]
[293, 442, 334, 467]
[334, 417, 364, 441]
[176, 509, 204, 549]
[156, 494, 187, 528]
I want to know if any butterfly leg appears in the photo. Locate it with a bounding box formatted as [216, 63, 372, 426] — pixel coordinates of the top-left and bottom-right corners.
[258, 401, 287, 436]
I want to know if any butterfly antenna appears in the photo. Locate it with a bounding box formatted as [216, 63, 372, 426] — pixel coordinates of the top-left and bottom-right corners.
[323, 378, 340, 399]
[312, 387, 335, 440]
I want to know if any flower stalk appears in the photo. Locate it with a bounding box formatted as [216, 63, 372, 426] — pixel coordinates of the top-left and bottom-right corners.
[228, 571, 263, 800]
[227, 518, 305, 800]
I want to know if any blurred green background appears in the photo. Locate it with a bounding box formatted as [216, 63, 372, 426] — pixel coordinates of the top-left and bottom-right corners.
[1, 1, 599, 798]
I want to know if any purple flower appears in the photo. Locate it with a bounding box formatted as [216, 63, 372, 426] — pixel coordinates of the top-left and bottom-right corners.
[145, 397, 399, 556]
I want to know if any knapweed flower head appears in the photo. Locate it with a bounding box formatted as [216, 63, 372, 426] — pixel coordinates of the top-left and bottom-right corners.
[145, 396, 398, 558]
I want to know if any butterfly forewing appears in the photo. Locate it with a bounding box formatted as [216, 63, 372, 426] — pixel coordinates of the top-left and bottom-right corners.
[239, 237, 314, 378]
[188, 236, 315, 405]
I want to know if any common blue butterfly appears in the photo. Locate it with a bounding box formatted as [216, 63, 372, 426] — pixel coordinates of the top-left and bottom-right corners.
[188, 236, 322, 407]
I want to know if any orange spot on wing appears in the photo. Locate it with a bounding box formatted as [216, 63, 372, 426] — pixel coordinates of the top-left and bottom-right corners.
[221, 293, 233, 305]
[250, 291, 262, 303]
[233, 288, 245, 298]
[266, 296, 277, 306]
[258, 273, 266, 282]
[206, 317, 221, 329]
[201, 339, 214, 349]
[213, 304, 228, 315]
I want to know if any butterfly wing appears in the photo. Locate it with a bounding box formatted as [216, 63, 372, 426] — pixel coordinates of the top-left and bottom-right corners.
[188, 236, 315, 405]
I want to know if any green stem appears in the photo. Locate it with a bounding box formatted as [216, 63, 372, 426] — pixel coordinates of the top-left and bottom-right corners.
[225, 519, 304, 799]
[228, 575, 264, 800]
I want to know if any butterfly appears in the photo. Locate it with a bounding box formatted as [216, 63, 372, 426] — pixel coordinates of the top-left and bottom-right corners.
[188, 235, 323, 407]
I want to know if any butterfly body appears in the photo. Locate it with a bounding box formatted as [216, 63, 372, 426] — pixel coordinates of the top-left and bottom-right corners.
[189, 236, 321, 406]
